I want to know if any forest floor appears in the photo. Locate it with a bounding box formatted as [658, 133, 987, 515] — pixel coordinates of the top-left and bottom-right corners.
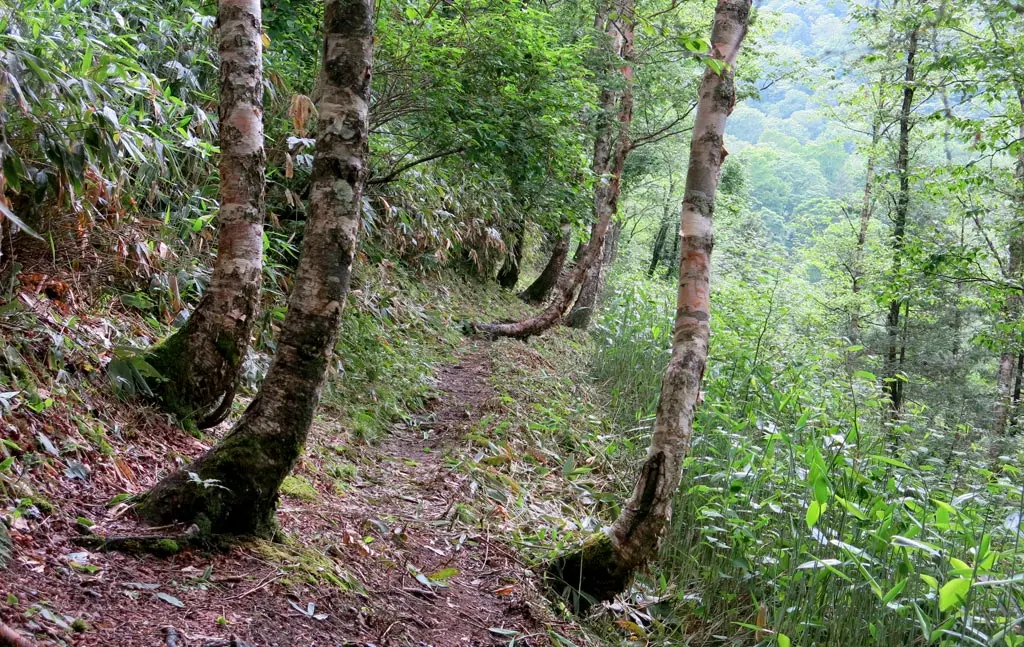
[0, 274, 619, 647]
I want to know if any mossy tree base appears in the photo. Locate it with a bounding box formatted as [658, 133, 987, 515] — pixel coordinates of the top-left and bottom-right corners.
[73, 525, 222, 556]
[145, 314, 245, 431]
[137, 0, 373, 538]
[135, 399, 294, 537]
[545, 532, 635, 613]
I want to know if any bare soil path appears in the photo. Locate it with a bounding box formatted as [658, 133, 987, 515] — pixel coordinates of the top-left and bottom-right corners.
[1, 343, 573, 647]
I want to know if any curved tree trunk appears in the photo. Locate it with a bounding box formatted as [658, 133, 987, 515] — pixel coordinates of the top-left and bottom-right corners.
[520, 217, 571, 305]
[547, 0, 751, 606]
[136, 0, 374, 536]
[883, 25, 918, 418]
[146, 0, 266, 429]
[497, 220, 525, 289]
[471, 0, 633, 340]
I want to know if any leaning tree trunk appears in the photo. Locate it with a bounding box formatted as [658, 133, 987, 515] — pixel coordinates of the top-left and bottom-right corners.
[994, 86, 1024, 435]
[520, 217, 572, 305]
[471, 0, 632, 340]
[547, 0, 751, 606]
[145, 0, 266, 430]
[566, 220, 620, 329]
[883, 25, 917, 418]
[136, 0, 374, 535]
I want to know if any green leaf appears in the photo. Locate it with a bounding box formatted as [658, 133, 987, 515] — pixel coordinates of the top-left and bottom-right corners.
[882, 578, 907, 604]
[812, 475, 830, 504]
[805, 501, 825, 528]
[428, 568, 459, 582]
[778, 634, 791, 647]
[938, 578, 970, 612]
[0, 201, 43, 241]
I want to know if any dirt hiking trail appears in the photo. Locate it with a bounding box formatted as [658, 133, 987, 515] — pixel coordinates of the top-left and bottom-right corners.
[0, 343, 585, 647]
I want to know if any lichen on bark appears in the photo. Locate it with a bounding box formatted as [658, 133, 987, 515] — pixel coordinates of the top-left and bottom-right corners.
[144, 0, 266, 429]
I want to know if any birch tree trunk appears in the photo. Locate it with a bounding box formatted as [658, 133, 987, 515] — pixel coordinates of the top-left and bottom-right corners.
[136, 0, 374, 535]
[883, 25, 917, 418]
[471, 0, 633, 340]
[520, 217, 572, 305]
[547, 0, 751, 605]
[145, 0, 266, 430]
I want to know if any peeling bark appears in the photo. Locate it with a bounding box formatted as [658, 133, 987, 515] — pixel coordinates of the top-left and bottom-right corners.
[146, 0, 266, 429]
[883, 25, 917, 417]
[520, 217, 572, 305]
[137, 0, 374, 535]
[548, 0, 751, 607]
[471, 0, 634, 340]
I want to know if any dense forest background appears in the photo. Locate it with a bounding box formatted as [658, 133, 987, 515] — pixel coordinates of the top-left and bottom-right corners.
[1, 0, 1023, 646]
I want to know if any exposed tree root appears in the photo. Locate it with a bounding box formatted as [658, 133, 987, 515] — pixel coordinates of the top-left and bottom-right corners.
[72, 524, 218, 556]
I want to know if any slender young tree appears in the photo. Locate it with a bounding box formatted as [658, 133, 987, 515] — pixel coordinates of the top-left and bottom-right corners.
[850, 115, 881, 344]
[647, 167, 677, 277]
[145, 0, 266, 429]
[994, 86, 1024, 434]
[548, 0, 752, 604]
[472, 0, 634, 339]
[519, 217, 572, 304]
[136, 0, 374, 535]
[882, 24, 918, 416]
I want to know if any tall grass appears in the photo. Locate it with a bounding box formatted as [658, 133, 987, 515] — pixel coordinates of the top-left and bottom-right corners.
[591, 268, 1024, 647]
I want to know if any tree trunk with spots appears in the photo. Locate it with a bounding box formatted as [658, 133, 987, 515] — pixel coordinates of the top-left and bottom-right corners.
[520, 217, 571, 305]
[471, 0, 633, 339]
[547, 0, 751, 606]
[145, 0, 266, 430]
[136, 0, 374, 536]
[883, 26, 917, 418]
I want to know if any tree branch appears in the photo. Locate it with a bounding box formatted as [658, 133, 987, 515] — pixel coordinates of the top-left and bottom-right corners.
[367, 147, 467, 185]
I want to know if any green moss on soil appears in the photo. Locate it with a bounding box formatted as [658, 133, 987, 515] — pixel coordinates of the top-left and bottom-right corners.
[280, 475, 319, 501]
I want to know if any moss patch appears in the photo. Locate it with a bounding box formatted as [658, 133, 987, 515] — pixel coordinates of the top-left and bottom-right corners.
[280, 475, 319, 501]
